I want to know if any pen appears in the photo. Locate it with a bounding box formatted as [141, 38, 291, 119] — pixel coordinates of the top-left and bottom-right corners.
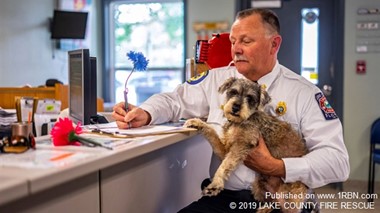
[124, 88, 129, 112]
[123, 89, 132, 129]
[124, 51, 149, 129]
[91, 129, 126, 137]
[75, 134, 113, 150]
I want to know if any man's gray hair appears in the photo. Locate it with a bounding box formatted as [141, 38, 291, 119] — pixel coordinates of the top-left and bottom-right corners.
[236, 8, 280, 35]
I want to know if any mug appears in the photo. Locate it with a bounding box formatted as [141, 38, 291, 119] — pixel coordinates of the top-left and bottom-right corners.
[2, 122, 35, 153]
[11, 122, 33, 138]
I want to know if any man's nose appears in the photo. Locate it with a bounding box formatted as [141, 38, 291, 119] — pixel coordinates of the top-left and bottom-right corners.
[231, 43, 243, 54]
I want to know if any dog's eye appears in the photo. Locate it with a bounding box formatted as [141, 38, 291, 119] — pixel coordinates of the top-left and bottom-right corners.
[246, 95, 254, 103]
[228, 89, 238, 97]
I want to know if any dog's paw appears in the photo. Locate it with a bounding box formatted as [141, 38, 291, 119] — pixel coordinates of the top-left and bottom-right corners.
[184, 118, 206, 130]
[202, 185, 223, 197]
[202, 181, 224, 196]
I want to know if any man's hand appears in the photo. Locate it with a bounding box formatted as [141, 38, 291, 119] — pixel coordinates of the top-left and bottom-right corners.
[244, 137, 286, 178]
[112, 102, 151, 129]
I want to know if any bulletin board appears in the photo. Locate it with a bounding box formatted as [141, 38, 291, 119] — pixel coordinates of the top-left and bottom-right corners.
[355, 7, 380, 54]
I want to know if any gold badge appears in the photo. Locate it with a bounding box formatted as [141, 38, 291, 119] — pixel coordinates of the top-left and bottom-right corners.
[276, 101, 287, 116]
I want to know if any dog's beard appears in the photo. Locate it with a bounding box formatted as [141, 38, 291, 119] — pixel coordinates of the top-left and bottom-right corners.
[223, 99, 252, 123]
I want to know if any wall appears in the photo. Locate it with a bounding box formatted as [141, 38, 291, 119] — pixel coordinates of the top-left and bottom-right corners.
[0, 0, 100, 92]
[344, 0, 380, 181]
[0, 0, 62, 87]
[186, 0, 235, 58]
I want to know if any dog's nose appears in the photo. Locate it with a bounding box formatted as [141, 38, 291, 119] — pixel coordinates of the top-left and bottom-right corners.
[232, 104, 240, 113]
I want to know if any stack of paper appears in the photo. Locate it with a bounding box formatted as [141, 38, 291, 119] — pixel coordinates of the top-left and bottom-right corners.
[0, 108, 17, 138]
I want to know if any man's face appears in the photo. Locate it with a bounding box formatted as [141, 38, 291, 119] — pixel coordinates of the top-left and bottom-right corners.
[230, 14, 280, 80]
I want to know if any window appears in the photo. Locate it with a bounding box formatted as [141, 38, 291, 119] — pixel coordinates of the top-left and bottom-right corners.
[300, 8, 319, 85]
[103, 0, 185, 105]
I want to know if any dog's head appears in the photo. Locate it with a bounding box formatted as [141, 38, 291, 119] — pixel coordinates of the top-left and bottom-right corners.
[218, 77, 271, 123]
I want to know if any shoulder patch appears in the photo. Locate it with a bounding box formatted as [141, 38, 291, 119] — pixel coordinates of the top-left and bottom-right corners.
[315, 92, 338, 120]
[186, 71, 209, 85]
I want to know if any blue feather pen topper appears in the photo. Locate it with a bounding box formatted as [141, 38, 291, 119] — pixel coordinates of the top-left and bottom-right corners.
[126, 51, 149, 71]
[124, 51, 149, 114]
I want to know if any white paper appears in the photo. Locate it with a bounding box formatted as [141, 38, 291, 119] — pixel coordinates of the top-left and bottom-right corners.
[84, 122, 190, 136]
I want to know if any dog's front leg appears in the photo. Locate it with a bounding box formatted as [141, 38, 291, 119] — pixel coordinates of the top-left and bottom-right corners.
[184, 118, 226, 158]
[203, 143, 251, 196]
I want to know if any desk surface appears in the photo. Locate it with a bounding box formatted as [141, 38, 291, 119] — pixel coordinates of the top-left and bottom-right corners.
[0, 175, 28, 205]
[0, 131, 198, 205]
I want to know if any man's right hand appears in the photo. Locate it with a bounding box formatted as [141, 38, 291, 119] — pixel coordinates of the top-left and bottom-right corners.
[112, 102, 152, 129]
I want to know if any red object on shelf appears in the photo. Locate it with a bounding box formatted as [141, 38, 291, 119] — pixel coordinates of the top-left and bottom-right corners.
[195, 33, 233, 69]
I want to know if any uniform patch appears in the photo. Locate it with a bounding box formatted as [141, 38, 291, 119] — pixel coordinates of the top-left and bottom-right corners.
[186, 71, 209, 85]
[315, 92, 338, 120]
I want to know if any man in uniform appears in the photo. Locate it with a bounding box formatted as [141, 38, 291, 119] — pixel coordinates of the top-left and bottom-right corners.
[112, 8, 349, 213]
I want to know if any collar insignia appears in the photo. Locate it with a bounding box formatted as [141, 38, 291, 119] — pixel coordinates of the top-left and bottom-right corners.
[276, 101, 287, 116]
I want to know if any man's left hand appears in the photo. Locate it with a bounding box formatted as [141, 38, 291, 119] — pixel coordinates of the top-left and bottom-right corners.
[243, 137, 286, 178]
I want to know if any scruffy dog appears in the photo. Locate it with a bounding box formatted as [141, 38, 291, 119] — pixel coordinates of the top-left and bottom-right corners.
[184, 77, 311, 213]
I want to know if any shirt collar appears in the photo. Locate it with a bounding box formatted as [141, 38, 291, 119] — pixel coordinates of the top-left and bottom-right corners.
[257, 60, 280, 90]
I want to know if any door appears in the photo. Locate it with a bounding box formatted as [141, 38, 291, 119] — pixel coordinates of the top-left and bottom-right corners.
[236, 0, 344, 121]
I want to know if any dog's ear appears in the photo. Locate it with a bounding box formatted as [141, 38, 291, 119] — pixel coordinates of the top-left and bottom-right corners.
[258, 85, 271, 111]
[218, 77, 236, 94]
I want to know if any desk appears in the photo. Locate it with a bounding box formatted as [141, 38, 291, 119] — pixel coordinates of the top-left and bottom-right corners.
[0, 132, 212, 212]
[0, 175, 28, 205]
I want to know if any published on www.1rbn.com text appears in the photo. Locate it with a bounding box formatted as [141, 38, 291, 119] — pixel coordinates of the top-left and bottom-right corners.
[228, 191, 378, 211]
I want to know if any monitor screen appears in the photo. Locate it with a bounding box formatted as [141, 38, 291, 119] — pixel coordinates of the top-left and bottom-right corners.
[68, 49, 97, 125]
[51, 10, 88, 39]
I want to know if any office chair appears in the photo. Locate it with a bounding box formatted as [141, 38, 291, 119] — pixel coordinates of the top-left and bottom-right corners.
[368, 117, 380, 202]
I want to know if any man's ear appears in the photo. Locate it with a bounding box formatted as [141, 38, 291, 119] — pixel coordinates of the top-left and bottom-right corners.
[270, 35, 282, 55]
[258, 85, 271, 111]
[218, 77, 236, 94]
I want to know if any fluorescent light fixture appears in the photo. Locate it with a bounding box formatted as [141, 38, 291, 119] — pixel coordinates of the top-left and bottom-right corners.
[251, 0, 282, 8]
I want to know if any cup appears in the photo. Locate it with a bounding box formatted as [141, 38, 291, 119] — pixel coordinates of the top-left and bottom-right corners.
[2, 122, 35, 153]
[11, 122, 33, 138]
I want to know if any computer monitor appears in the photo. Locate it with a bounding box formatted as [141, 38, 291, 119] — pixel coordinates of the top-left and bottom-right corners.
[51, 10, 88, 39]
[68, 49, 97, 125]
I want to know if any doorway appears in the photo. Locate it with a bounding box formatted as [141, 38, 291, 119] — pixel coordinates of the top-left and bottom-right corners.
[236, 0, 345, 121]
